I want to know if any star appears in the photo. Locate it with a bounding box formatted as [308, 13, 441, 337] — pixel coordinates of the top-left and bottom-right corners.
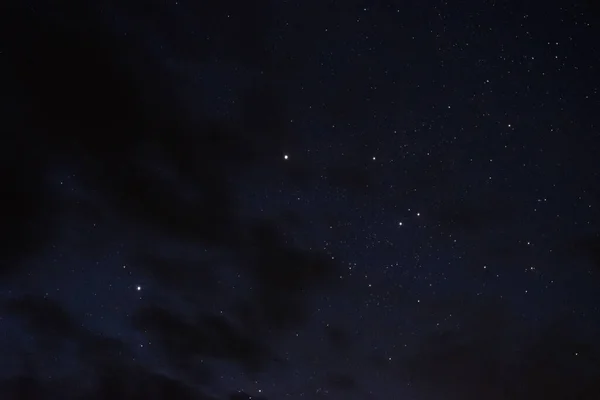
[284, 154, 289, 160]
[136, 285, 141, 291]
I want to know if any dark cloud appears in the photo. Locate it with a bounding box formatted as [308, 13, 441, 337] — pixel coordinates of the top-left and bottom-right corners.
[0, 367, 216, 400]
[324, 325, 351, 352]
[89, 365, 208, 400]
[325, 372, 358, 391]
[0, 374, 54, 400]
[229, 392, 268, 400]
[132, 307, 270, 373]
[1, 3, 341, 399]
[3, 296, 78, 340]
[403, 299, 600, 400]
[240, 221, 338, 328]
[0, 155, 59, 277]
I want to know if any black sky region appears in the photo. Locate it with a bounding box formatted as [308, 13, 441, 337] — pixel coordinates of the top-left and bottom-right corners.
[1, 0, 600, 399]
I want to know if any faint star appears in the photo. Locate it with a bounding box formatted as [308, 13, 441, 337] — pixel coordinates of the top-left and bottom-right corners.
[136, 286, 141, 291]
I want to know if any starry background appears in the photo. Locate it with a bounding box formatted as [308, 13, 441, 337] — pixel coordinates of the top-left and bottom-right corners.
[1, 0, 600, 399]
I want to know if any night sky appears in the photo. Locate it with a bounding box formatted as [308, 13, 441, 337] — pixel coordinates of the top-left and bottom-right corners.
[2, 1, 600, 399]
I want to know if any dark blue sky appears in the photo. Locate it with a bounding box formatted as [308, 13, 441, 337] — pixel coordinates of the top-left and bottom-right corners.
[1, 0, 599, 399]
